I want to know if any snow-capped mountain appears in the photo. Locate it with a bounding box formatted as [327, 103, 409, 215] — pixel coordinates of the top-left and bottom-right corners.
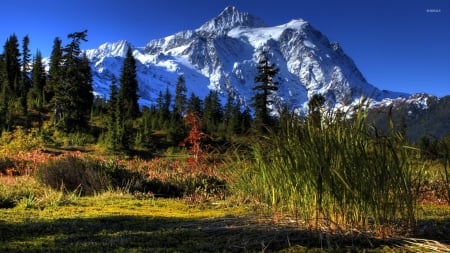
[85, 6, 429, 113]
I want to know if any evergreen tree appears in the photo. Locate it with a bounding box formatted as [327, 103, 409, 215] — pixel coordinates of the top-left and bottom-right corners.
[3, 34, 20, 98]
[19, 35, 31, 115]
[240, 107, 253, 134]
[186, 92, 202, 116]
[119, 46, 140, 120]
[154, 90, 165, 129]
[159, 87, 172, 129]
[174, 75, 187, 116]
[54, 30, 93, 131]
[47, 37, 63, 107]
[79, 53, 94, 118]
[252, 51, 279, 131]
[29, 50, 46, 113]
[203, 90, 222, 134]
[106, 77, 121, 151]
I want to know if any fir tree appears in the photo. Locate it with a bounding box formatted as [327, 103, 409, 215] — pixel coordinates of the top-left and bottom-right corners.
[153, 88, 172, 129]
[106, 77, 121, 151]
[174, 75, 187, 116]
[30, 50, 46, 110]
[203, 90, 222, 134]
[54, 30, 93, 131]
[46, 37, 63, 106]
[186, 92, 202, 116]
[19, 35, 31, 115]
[252, 51, 279, 131]
[225, 94, 243, 136]
[3, 34, 20, 98]
[119, 46, 140, 120]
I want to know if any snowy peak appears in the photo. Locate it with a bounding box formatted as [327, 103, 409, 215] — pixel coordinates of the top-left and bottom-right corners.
[84, 6, 428, 114]
[86, 40, 130, 59]
[198, 6, 267, 34]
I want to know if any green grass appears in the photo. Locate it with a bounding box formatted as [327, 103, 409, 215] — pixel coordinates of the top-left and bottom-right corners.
[1, 191, 449, 252]
[229, 105, 425, 236]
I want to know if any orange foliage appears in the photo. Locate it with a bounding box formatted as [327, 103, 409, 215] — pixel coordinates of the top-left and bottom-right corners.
[180, 113, 210, 172]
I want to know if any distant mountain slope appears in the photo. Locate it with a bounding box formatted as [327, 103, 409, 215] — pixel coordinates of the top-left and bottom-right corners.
[368, 94, 450, 141]
[85, 6, 434, 114]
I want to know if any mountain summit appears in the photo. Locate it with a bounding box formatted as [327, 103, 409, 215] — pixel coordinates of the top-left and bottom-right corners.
[86, 6, 421, 113]
[198, 6, 267, 34]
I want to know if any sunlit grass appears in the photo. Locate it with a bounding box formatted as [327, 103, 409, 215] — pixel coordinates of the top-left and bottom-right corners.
[229, 103, 425, 236]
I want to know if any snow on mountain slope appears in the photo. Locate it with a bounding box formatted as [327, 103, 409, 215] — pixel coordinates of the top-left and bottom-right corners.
[85, 6, 418, 113]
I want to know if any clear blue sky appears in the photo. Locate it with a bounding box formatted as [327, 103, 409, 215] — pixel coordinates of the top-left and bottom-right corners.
[1, 0, 449, 97]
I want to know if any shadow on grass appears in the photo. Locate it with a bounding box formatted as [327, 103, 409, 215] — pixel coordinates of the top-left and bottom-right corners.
[4, 215, 449, 252]
[413, 217, 450, 244]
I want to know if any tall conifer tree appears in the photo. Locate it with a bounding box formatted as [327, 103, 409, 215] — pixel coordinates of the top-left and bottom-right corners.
[119, 46, 139, 120]
[4, 34, 20, 98]
[30, 50, 46, 109]
[47, 37, 63, 107]
[174, 75, 187, 116]
[252, 51, 279, 131]
[54, 30, 93, 131]
[19, 35, 31, 115]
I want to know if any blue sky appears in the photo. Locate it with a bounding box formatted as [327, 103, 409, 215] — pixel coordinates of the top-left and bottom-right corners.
[1, 0, 449, 97]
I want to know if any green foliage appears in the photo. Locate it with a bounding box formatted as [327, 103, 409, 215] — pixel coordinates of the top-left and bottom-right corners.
[230, 100, 423, 235]
[203, 90, 223, 134]
[53, 31, 93, 132]
[174, 75, 187, 116]
[29, 50, 47, 111]
[46, 37, 63, 105]
[252, 50, 279, 130]
[119, 46, 140, 120]
[0, 127, 44, 156]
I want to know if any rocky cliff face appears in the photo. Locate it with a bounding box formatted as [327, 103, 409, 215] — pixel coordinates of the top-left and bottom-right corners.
[85, 6, 427, 114]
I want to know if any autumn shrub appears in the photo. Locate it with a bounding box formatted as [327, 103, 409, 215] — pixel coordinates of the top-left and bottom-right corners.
[35, 156, 111, 195]
[0, 127, 44, 156]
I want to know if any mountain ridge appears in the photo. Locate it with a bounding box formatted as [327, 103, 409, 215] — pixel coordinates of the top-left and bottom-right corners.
[84, 6, 435, 114]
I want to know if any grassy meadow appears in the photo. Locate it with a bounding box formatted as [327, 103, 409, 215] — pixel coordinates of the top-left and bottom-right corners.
[1, 107, 450, 252]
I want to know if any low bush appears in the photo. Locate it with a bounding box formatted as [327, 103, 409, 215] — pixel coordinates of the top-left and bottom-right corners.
[35, 156, 110, 195]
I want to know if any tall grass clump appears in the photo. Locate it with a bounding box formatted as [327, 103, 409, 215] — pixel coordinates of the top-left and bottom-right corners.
[231, 101, 422, 235]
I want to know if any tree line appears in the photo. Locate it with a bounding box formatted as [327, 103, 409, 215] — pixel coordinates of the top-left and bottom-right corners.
[0, 31, 282, 152]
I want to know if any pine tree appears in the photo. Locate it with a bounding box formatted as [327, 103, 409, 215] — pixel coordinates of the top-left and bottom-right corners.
[203, 90, 222, 134]
[106, 77, 121, 151]
[228, 96, 243, 136]
[30, 50, 46, 110]
[186, 92, 202, 116]
[46, 37, 63, 106]
[19, 35, 31, 115]
[119, 46, 140, 120]
[54, 30, 93, 131]
[3, 34, 20, 98]
[154, 90, 165, 129]
[252, 51, 279, 131]
[174, 75, 187, 116]
[154, 87, 172, 129]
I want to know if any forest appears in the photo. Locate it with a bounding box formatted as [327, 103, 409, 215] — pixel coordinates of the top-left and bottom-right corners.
[0, 31, 449, 252]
